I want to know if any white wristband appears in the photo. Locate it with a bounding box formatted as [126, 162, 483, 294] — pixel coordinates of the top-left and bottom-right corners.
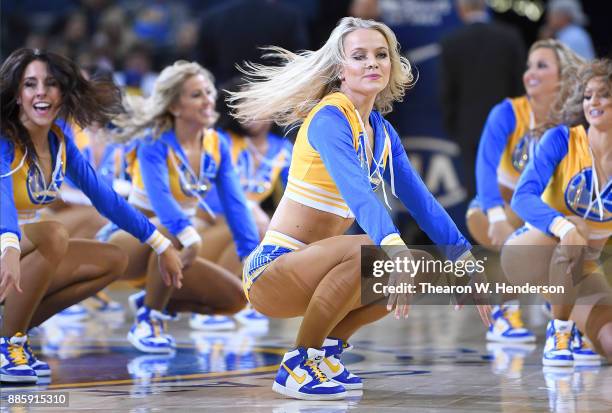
[549, 217, 576, 240]
[145, 230, 171, 255]
[487, 206, 507, 224]
[1, 232, 21, 255]
[381, 233, 409, 258]
[177, 226, 202, 248]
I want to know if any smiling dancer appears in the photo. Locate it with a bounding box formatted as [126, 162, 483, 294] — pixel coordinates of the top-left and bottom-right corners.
[108, 61, 259, 352]
[467, 40, 584, 343]
[231, 17, 491, 400]
[0, 48, 182, 383]
[503, 59, 612, 366]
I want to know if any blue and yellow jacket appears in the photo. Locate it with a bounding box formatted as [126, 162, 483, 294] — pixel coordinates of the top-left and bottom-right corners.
[127, 128, 259, 258]
[286, 92, 471, 260]
[512, 125, 611, 240]
[476, 96, 534, 212]
[0, 123, 158, 245]
[206, 130, 292, 213]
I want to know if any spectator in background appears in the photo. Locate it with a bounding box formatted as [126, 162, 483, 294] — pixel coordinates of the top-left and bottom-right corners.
[439, 0, 525, 199]
[196, 0, 309, 84]
[542, 0, 595, 60]
[113, 43, 157, 97]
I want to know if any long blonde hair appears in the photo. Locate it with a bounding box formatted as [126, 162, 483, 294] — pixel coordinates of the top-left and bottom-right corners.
[558, 59, 612, 129]
[113, 60, 216, 141]
[229, 17, 414, 126]
[527, 39, 585, 134]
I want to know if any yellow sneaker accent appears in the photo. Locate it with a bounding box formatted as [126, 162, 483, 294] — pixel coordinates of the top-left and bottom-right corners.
[323, 357, 342, 374]
[283, 363, 307, 384]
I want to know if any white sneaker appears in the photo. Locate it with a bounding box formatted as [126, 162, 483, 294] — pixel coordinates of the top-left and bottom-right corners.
[543, 320, 574, 367]
[571, 326, 601, 366]
[127, 307, 176, 354]
[51, 304, 90, 323]
[486, 305, 536, 343]
[273, 347, 347, 400]
[319, 338, 362, 390]
[189, 314, 235, 331]
[234, 306, 269, 329]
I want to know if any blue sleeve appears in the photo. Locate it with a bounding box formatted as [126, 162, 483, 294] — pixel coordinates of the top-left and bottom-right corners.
[138, 138, 193, 237]
[215, 137, 259, 259]
[0, 138, 20, 239]
[308, 106, 401, 245]
[280, 140, 292, 188]
[384, 121, 472, 260]
[475, 100, 516, 212]
[64, 136, 156, 242]
[511, 126, 569, 235]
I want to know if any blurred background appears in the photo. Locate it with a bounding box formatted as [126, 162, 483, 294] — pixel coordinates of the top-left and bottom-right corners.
[2, 0, 610, 242]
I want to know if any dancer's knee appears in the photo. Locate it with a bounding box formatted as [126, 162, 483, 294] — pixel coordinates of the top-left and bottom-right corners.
[597, 323, 612, 361]
[35, 221, 70, 263]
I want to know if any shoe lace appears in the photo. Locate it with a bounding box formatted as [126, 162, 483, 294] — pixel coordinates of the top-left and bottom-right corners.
[555, 331, 571, 350]
[8, 343, 28, 366]
[506, 308, 525, 329]
[304, 359, 327, 382]
[149, 319, 164, 337]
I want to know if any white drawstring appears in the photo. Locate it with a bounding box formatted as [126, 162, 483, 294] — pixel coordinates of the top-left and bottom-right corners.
[354, 110, 396, 210]
[168, 148, 217, 219]
[584, 147, 604, 221]
[0, 149, 28, 178]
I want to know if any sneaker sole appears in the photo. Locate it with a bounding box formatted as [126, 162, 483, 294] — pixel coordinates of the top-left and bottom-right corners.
[128, 298, 142, 315]
[272, 381, 347, 400]
[573, 357, 602, 366]
[127, 332, 176, 354]
[542, 358, 574, 367]
[34, 369, 51, 377]
[331, 380, 362, 390]
[189, 321, 236, 331]
[234, 317, 269, 327]
[486, 332, 536, 343]
[0, 373, 38, 383]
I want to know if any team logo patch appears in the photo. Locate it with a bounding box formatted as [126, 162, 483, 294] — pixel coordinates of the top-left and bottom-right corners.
[177, 154, 214, 197]
[564, 168, 612, 222]
[511, 133, 536, 172]
[26, 163, 63, 205]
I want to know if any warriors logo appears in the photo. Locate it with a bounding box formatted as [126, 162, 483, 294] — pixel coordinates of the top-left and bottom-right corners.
[177, 153, 214, 198]
[564, 168, 612, 222]
[511, 133, 536, 173]
[26, 162, 64, 205]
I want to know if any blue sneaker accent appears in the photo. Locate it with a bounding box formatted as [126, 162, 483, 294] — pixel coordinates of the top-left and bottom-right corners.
[1, 333, 38, 383]
[571, 326, 601, 366]
[543, 320, 574, 367]
[273, 347, 347, 400]
[234, 307, 269, 329]
[128, 290, 179, 320]
[319, 338, 362, 390]
[53, 304, 89, 323]
[128, 290, 146, 315]
[23, 339, 51, 377]
[486, 305, 536, 343]
[127, 307, 176, 354]
[190, 314, 235, 331]
[127, 354, 175, 380]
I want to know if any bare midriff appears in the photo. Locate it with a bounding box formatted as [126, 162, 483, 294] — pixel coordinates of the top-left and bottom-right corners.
[267, 197, 355, 245]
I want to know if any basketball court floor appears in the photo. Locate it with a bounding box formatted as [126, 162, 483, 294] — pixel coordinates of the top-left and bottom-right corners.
[1, 291, 610, 412]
